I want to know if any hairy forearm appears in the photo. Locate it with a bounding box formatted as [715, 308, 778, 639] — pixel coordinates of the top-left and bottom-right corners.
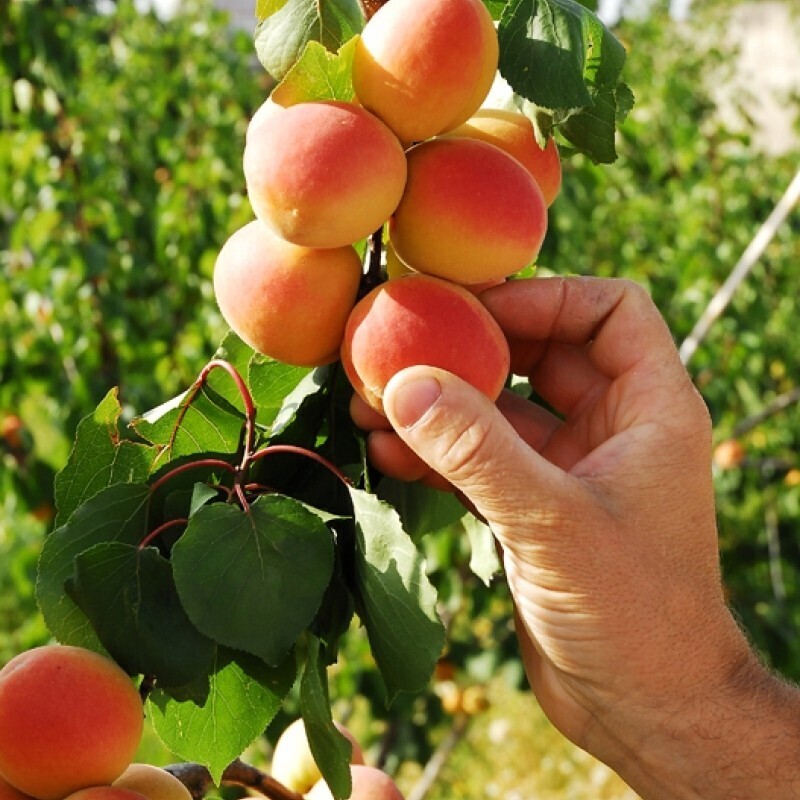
[607, 638, 800, 799]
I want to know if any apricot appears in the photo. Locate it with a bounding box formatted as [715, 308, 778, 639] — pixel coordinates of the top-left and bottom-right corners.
[341, 274, 510, 415]
[352, 0, 498, 143]
[0, 645, 144, 800]
[306, 765, 403, 800]
[443, 109, 562, 206]
[63, 789, 149, 800]
[243, 101, 406, 248]
[113, 765, 192, 800]
[390, 138, 548, 285]
[0, 774, 35, 800]
[271, 719, 365, 795]
[213, 221, 362, 367]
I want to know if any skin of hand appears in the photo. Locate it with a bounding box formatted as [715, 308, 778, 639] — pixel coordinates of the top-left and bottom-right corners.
[352, 276, 800, 799]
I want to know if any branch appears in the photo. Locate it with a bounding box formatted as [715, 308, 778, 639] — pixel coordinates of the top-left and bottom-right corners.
[406, 714, 470, 800]
[164, 760, 304, 800]
[679, 168, 800, 365]
[732, 385, 800, 438]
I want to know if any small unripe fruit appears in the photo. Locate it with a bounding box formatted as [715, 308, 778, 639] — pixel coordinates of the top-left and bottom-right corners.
[353, 0, 498, 143]
[307, 765, 403, 800]
[271, 719, 364, 795]
[1, 414, 23, 449]
[443, 109, 562, 207]
[244, 101, 406, 248]
[341, 274, 510, 415]
[391, 139, 547, 285]
[460, 684, 490, 715]
[0, 645, 144, 800]
[213, 221, 362, 367]
[113, 765, 192, 800]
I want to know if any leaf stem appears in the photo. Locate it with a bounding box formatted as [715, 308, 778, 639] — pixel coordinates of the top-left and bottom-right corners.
[139, 517, 189, 550]
[246, 444, 352, 488]
[149, 458, 237, 495]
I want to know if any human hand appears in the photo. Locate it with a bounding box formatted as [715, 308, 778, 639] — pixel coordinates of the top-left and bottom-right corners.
[352, 276, 774, 798]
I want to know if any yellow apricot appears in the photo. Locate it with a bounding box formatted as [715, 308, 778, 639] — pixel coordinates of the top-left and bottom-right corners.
[0, 646, 144, 800]
[341, 274, 510, 415]
[113, 765, 192, 800]
[390, 138, 548, 285]
[352, 0, 498, 143]
[307, 766, 404, 800]
[271, 719, 365, 795]
[443, 109, 562, 206]
[244, 100, 406, 248]
[213, 221, 363, 367]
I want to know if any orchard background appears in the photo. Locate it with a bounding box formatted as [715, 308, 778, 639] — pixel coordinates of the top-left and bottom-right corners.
[2, 0, 800, 797]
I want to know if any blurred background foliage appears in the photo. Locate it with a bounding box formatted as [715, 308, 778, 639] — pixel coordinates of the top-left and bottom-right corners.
[1, 0, 799, 796]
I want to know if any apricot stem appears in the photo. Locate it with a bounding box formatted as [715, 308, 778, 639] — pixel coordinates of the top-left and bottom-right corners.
[359, 226, 385, 300]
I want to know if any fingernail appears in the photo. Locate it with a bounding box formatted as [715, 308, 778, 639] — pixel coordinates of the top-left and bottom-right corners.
[389, 376, 442, 429]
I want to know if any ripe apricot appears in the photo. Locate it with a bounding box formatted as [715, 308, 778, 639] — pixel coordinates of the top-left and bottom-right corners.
[0, 774, 35, 800]
[390, 138, 548, 285]
[113, 765, 192, 800]
[443, 109, 562, 206]
[213, 221, 362, 367]
[244, 101, 406, 248]
[0, 645, 144, 800]
[63, 789, 149, 800]
[352, 0, 498, 143]
[307, 765, 403, 800]
[271, 719, 365, 795]
[341, 274, 510, 415]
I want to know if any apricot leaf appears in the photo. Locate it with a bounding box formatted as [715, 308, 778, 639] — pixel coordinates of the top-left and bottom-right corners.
[36, 482, 151, 651]
[300, 634, 353, 799]
[247, 355, 317, 431]
[172, 495, 335, 665]
[254, 0, 365, 82]
[54, 389, 157, 526]
[68, 542, 215, 687]
[147, 646, 296, 783]
[348, 487, 444, 701]
[376, 478, 466, 542]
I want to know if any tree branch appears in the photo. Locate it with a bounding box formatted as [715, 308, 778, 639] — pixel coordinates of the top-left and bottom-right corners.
[164, 759, 304, 800]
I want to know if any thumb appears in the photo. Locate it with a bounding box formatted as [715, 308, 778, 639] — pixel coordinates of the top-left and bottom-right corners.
[382, 365, 569, 531]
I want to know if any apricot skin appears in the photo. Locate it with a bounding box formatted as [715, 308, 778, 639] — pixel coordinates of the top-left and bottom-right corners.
[113, 765, 192, 800]
[271, 719, 365, 795]
[213, 221, 362, 367]
[63, 789, 149, 800]
[390, 138, 548, 285]
[0, 774, 35, 800]
[352, 0, 498, 143]
[307, 765, 404, 800]
[0, 645, 144, 800]
[341, 274, 510, 415]
[443, 109, 562, 207]
[243, 101, 406, 249]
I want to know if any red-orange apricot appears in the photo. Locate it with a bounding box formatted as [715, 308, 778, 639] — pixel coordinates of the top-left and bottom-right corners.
[341, 274, 510, 415]
[243, 101, 406, 248]
[352, 0, 498, 144]
[213, 221, 362, 367]
[307, 765, 404, 800]
[443, 109, 562, 206]
[0, 774, 35, 800]
[390, 138, 548, 285]
[0, 645, 144, 800]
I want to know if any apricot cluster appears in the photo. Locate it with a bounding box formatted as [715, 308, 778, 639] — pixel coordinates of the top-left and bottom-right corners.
[0, 646, 188, 800]
[213, 0, 562, 410]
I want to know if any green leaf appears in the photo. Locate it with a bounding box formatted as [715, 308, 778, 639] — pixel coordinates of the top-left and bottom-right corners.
[207, 332, 258, 413]
[68, 542, 215, 686]
[271, 38, 358, 106]
[376, 479, 466, 542]
[248, 356, 315, 431]
[131, 384, 244, 465]
[482, 0, 509, 21]
[461, 515, 502, 586]
[498, 0, 630, 162]
[347, 488, 444, 701]
[300, 635, 353, 800]
[254, 0, 365, 83]
[36, 483, 151, 651]
[147, 646, 296, 783]
[172, 495, 335, 665]
[54, 389, 157, 526]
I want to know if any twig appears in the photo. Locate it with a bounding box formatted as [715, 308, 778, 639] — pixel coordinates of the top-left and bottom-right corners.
[679, 168, 800, 366]
[164, 759, 303, 800]
[732, 385, 800, 438]
[406, 714, 470, 800]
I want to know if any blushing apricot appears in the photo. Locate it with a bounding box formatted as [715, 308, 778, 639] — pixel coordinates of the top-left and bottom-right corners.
[307, 765, 404, 800]
[341, 274, 510, 415]
[113, 765, 192, 800]
[213, 221, 363, 366]
[352, 0, 498, 143]
[390, 138, 548, 285]
[443, 109, 562, 206]
[0, 774, 36, 800]
[244, 101, 406, 248]
[0, 645, 144, 800]
[63, 788, 149, 800]
[271, 719, 365, 795]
